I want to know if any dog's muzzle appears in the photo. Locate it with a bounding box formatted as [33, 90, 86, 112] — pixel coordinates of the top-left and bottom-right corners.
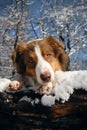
[40, 71, 51, 82]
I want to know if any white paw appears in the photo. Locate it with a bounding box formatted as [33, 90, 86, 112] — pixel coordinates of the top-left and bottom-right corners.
[35, 82, 53, 94]
[9, 80, 21, 91]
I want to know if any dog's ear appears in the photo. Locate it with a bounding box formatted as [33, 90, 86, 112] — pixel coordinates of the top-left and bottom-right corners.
[11, 42, 27, 74]
[45, 35, 64, 49]
[45, 35, 69, 71]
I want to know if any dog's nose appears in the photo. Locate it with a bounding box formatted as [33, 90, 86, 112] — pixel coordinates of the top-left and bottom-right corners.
[40, 72, 51, 82]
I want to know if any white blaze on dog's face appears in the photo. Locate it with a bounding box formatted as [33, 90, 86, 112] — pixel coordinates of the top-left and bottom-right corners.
[24, 38, 63, 85]
[35, 44, 55, 85]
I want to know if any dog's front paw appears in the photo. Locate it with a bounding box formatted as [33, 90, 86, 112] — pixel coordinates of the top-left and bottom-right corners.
[35, 82, 53, 94]
[9, 81, 21, 91]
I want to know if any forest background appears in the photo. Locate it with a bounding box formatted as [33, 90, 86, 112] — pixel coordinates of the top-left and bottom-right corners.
[0, 0, 87, 78]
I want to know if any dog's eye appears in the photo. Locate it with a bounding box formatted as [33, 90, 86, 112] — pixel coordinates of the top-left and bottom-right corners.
[46, 54, 52, 57]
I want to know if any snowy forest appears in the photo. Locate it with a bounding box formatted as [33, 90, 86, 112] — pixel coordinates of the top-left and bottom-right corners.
[0, 0, 87, 78]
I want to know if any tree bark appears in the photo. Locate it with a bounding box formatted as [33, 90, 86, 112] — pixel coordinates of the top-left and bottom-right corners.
[0, 89, 87, 129]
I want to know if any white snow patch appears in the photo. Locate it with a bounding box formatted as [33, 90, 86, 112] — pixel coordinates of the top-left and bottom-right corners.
[41, 95, 55, 107]
[19, 96, 31, 102]
[34, 98, 40, 104]
[41, 70, 87, 106]
[0, 78, 11, 92]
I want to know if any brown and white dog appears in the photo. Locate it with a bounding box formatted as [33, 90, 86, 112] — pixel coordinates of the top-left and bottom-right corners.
[12, 36, 69, 94]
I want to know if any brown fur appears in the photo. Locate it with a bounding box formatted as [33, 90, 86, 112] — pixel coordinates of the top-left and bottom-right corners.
[12, 36, 69, 83]
[12, 42, 27, 74]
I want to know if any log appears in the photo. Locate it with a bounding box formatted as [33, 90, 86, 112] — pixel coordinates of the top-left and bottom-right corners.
[0, 89, 87, 129]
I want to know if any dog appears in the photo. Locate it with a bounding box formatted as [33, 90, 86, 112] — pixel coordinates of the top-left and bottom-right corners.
[41, 70, 87, 106]
[11, 36, 69, 92]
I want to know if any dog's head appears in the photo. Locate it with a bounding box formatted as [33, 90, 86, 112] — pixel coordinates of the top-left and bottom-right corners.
[12, 36, 69, 85]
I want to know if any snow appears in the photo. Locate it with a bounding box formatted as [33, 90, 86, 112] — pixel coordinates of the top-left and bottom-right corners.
[41, 70, 87, 106]
[41, 95, 55, 107]
[19, 96, 40, 105]
[34, 98, 40, 104]
[0, 78, 11, 92]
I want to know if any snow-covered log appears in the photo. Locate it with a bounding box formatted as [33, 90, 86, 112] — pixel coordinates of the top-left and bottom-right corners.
[0, 88, 87, 129]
